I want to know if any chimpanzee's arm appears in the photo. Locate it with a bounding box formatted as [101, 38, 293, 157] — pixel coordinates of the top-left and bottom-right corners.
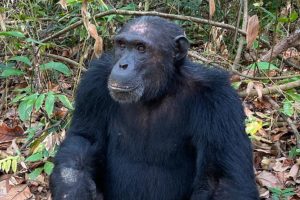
[189, 69, 259, 200]
[50, 55, 113, 200]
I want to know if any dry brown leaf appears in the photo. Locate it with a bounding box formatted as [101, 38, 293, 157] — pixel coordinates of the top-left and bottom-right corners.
[0, 123, 24, 143]
[246, 81, 254, 95]
[0, 13, 6, 31]
[253, 82, 263, 99]
[246, 15, 260, 48]
[259, 188, 270, 199]
[0, 181, 32, 200]
[257, 171, 282, 188]
[288, 164, 299, 181]
[57, 0, 68, 10]
[209, 0, 215, 19]
[81, 0, 103, 57]
[88, 24, 103, 57]
[272, 161, 290, 172]
[88, 24, 99, 39]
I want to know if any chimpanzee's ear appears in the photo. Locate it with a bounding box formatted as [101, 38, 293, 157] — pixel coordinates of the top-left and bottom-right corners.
[174, 35, 189, 61]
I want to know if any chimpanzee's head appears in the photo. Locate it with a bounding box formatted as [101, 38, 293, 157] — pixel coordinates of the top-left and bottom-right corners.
[108, 16, 189, 103]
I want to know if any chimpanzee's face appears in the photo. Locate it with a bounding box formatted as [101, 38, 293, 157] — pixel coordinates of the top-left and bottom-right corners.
[107, 18, 189, 104]
[108, 23, 168, 103]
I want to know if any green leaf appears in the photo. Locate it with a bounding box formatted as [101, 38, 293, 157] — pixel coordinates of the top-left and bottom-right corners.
[40, 62, 71, 76]
[12, 93, 27, 103]
[1, 68, 24, 77]
[25, 152, 43, 162]
[282, 100, 293, 117]
[286, 91, 300, 102]
[25, 38, 45, 45]
[44, 161, 54, 175]
[289, 11, 298, 23]
[57, 94, 74, 110]
[35, 93, 46, 111]
[5, 159, 11, 173]
[252, 40, 259, 49]
[0, 31, 25, 38]
[269, 187, 282, 194]
[22, 93, 38, 101]
[1, 161, 7, 172]
[247, 62, 279, 70]
[9, 56, 32, 66]
[18, 100, 34, 121]
[45, 92, 55, 117]
[278, 17, 289, 23]
[231, 82, 242, 90]
[28, 167, 43, 180]
[11, 158, 17, 173]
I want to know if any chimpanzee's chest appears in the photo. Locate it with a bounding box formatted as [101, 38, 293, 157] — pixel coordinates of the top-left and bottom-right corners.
[104, 102, 196, 200]
[106, 101, 195, 165]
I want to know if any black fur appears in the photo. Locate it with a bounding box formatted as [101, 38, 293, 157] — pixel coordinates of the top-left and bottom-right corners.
[50, 17, 259, 200]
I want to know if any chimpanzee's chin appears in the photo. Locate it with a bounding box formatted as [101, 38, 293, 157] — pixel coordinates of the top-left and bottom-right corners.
[109, 86, 144, 104]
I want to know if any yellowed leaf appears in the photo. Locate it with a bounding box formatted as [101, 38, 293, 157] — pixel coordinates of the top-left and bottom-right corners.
[209, 0, 216, 19]
[246, 119, 263, 135]
[247, 15, 260, 48]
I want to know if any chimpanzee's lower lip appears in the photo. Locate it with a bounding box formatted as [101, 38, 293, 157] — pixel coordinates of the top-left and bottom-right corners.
[108, 84, 138, 92]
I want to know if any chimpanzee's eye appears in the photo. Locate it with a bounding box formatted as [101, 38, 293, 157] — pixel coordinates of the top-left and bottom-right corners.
[117, 40, 126, 49]
[136, 43, 146, 52]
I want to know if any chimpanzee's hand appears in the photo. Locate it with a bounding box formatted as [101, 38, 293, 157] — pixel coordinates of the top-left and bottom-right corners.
[50, 167, 102, 200]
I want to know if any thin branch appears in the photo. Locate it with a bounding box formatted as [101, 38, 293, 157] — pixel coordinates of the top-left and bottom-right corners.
[233, 0, 248, 68]
[239, 80, 300, 97]
[260, 30, 300, 62]
[20, 114, 68, 150]
[266, 96, 300, 148]
[189, 51, 300, 80]
[44, 53, 86, 71]
[41, 9, 246, 43]
[259, 37, 300, 70]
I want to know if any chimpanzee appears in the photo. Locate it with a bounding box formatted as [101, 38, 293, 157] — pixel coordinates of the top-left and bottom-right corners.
[50, 16, 259, 200]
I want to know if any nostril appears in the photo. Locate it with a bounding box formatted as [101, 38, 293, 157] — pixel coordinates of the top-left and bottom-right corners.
[119, 63, 128, 69]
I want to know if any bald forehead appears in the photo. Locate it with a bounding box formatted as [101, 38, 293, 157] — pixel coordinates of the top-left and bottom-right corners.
[128, 22, 149, 34]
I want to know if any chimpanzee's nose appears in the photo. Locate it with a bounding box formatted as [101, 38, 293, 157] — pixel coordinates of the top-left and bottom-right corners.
[119, 63, 128, 69]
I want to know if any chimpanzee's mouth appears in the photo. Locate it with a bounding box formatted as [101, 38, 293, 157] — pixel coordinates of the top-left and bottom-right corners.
[108, 83, 138, 92]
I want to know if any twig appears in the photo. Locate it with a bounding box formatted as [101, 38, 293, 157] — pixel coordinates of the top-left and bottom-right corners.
[239, 80, 300, 97]
[41, 9, 246, 43]
[188, 51, 300, 80]
[232, 1, 243, 51]
[266, 96, 300, 148]
[259, 36, 300, 70]
[5, 17, 54, 24]
[44, 53, 86, 71]
[233, 0, 248, 69]
[260, 30, 300, 62]
[230, 69, 300, 80]
[20, 114, 68, 150]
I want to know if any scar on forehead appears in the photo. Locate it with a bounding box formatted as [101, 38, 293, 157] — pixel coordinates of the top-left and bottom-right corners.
[129, 23, 149, 34]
